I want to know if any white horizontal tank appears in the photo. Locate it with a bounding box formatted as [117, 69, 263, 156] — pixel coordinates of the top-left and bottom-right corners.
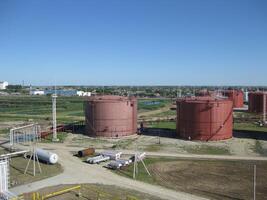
[36, 148, 58, 164]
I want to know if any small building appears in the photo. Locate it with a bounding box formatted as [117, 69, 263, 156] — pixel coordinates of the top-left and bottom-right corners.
[77, 91, 91, 96]
[0, 81, 8, 90]
[30, 90, 45, 95]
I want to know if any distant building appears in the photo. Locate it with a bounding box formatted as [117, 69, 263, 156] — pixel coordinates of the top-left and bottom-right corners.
[30, 90, 45, 95]
[0, 81, 8, 90]
[77, 91, 91, 96]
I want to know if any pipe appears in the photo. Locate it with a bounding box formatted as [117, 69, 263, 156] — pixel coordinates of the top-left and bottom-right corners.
[78, 148, 95, 157]
[0, 150, 29, 158]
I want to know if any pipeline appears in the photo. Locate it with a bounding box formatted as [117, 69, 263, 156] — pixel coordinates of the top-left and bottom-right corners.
[32, 185, 81, 200]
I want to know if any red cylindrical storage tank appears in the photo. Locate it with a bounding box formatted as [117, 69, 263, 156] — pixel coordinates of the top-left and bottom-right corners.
[195, 90, 211, 97]
[84, 95, 137, 137]
[176, 97, 233, 141]
[248, 92, 267, 113]
[222, 90, 244, 108]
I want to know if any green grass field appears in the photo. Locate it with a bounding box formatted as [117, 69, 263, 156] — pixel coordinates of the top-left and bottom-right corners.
[149, 121, 267, 134]
[138, 99, 171, 111]
[149, 121, 176, 129]
[234, 122, 267, 133]
[0, 96, 84, 123]
[41, 132, 69, 143]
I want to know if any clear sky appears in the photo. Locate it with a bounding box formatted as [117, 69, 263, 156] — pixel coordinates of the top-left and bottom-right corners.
[0, 0, 266, 86]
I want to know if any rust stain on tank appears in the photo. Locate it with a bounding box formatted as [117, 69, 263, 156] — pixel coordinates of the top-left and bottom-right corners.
[176, 96, 233, 141]
[248, 92, 267, 113]
[84, 95, 137, 137]
[222, 90, 244, 108]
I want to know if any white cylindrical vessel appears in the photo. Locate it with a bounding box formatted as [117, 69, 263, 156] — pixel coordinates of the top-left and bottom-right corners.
[36, 148, 58, 164]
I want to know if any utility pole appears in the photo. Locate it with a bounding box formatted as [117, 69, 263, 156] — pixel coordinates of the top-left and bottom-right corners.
[254, 165, 256, 200]
[263, 93, 266, 124]
[52, 87, 59, 142]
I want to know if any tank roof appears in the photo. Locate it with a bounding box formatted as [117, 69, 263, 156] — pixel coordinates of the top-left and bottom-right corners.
[86, 95, 136, 102]
[177, 96, 231, 103]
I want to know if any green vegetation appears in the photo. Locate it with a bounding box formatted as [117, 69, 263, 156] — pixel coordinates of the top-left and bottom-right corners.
[253, 140, 267, 156]
[184, 145, 231, 155]
[149, 110, 176, 117]
[234, 122, 267, 133]
[149, 121, 176, 130]
[111, 138, 137, 149]
[138, 99, 171, 111]
[144, 144, 163, 152]
[41, 132, 69, 143]
[0, 128, 9, 135]
[0, 96, 84, 124]
[115, 157, 174, 184]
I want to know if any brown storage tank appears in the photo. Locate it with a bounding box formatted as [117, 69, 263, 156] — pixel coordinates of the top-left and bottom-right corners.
[177, 97, 233, 141]
[222, 90, 244, 108]
[248, 92, 267, 113]
[195, 90, 217, 97]
[84, 95, 137, 137]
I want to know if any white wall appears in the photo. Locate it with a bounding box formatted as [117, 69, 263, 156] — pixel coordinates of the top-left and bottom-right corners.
[30, 90, 45, 95]
[77, 91, 91, 96]
[0, 81, 8, 90]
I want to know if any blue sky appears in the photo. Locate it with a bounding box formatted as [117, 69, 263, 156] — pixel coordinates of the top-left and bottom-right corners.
[0, 0, 266, 86]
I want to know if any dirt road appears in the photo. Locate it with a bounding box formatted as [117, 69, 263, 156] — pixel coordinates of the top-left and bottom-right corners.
[10, 143, 207, 200]
[8, 135, 267, 200]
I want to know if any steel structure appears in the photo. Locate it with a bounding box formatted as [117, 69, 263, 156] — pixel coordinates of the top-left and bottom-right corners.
[264, 93, 266, 124]
[52, 93, 59, 142]
[9, 124, 42, 176]
[84, 95, 137, 137]
[176, 96, 233, 141]
[24, 145, 42, 176]
[9, 124, 41, 147]
[0, 159, 16, 200]
[133, 152, 150, 179]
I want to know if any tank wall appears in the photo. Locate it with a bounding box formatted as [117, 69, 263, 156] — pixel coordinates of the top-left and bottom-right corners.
[177, 99, 233, 141]
[248, 93, 267, 113]
[85, 96, 137, 137]
[222, 90, 244, 108]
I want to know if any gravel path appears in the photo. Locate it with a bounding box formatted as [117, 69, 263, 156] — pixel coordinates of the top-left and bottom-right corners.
[10, 144, 207, 200]
[7, 138, 267, 200]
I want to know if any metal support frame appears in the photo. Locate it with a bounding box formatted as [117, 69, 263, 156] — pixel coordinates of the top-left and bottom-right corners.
[0, 159, 17, 200]
[9, 124, 41, 148]
[24, 143, 42, 176]
[254, 165, 257, 200]
[52, 94, 59, 142]
[9, 124, 42, 177]
[132, 143, 151, 179]
[263, 93, 266, 124]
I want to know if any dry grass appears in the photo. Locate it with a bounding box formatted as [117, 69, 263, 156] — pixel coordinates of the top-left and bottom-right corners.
[116, 157, 267, 200]
[22, 184, 163, 200]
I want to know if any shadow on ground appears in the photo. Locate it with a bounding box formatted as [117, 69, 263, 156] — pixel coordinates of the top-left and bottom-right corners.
[141, 128, 177, 138]
[233, 130, 267, 141]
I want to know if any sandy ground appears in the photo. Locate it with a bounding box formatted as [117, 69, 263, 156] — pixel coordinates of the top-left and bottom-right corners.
[64, 133, 263, 157]
[10, 142, 207, 200]
[0, 130, 265, 200]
